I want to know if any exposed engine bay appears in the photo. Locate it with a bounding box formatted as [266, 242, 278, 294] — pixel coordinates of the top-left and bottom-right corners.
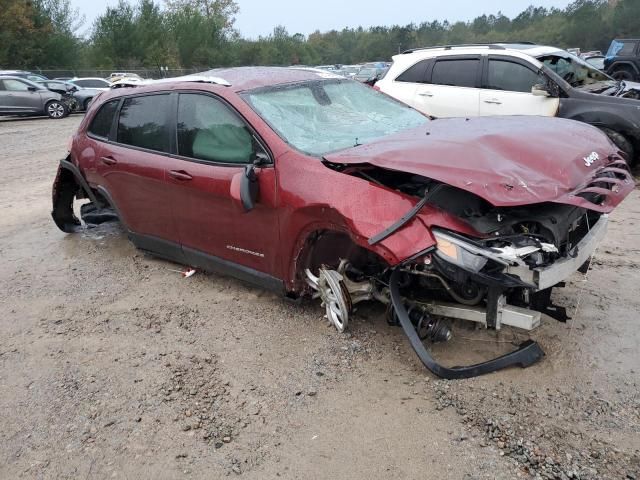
[306, 163, 616, 379]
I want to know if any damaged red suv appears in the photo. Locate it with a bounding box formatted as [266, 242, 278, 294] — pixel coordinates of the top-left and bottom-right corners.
[52, 67, 634, 378]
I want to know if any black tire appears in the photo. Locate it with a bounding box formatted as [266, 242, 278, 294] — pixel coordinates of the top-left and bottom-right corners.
[601, 127, 635, 166]
[610, 67, 636, 81]
[83, 98, 93, 111]
[45, 100, 68, 119]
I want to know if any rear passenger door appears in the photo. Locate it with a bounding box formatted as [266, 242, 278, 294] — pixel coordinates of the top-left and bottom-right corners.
[95, 93, 179, 245]
[414, 56, 481, 117]
[479, 56, 559, 117]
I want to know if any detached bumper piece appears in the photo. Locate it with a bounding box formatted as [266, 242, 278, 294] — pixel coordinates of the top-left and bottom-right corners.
[389, 270, 544, 379]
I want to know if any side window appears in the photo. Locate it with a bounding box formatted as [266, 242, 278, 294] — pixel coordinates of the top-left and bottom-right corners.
[395, 60, 429, 83]
[487, 60, 543, 93]
[117, 95, 170, 152]
[88, 100, 120, 139]
[431, 59, 479, 88]
[619, 41, 638, 56]
[177, 93, 255, 164]
[3, 79, 30, 91]
[76, 79, 106, 88]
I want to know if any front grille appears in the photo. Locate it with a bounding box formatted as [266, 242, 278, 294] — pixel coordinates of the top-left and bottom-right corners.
[574, 155, 632, 209]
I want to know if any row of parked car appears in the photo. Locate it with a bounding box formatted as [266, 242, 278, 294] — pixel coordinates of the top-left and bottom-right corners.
[0, 70, 144, 119]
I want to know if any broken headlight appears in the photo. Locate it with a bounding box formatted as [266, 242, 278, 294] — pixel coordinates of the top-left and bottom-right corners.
[433, 230, 494, 273]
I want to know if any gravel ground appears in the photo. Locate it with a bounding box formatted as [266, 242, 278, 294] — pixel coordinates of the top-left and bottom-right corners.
[0, 115, 638, 479]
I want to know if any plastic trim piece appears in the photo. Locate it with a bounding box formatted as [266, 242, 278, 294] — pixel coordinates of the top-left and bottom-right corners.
[389, 269, 544, 379]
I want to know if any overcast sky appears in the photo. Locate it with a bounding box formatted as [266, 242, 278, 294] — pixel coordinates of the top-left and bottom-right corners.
[71, 0, 574, 38]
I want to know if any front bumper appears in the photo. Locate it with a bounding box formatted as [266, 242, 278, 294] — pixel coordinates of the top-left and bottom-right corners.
[506, 215, 608, 291]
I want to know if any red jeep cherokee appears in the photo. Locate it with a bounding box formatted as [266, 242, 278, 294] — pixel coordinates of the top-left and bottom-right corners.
[52, 67, 634, 378]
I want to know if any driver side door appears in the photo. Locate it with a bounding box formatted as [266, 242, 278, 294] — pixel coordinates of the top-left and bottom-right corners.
[164, 92, 281, 280]
[479, 56, 559, 117]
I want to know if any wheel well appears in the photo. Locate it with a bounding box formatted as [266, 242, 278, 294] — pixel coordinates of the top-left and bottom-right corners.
[610, 62, 639, 75]
[294, 230, 389, 292]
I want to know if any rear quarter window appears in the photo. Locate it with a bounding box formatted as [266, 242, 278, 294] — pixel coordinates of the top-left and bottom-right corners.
[88, 100, 119, 139]
[395, 60, 429, 83]
[117, 95, 171, 152]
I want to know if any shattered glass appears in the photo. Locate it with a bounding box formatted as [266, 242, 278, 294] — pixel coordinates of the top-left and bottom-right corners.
[246, 80, 427, 156]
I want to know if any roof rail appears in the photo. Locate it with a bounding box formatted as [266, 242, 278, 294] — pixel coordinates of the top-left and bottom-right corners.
[402, 43, 506, 54]
[494, 41, 538, 45]
[110, 74, 231, 89]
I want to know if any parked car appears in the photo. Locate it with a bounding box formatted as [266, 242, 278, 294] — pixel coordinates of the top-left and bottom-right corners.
[340, 65, 362, 78]
[108, 72, 143, 83]
[0, 76, 68, 118]
[36, 80, 101, 111]
[604, 39, 640, 81]
[376, 43, 640, 165]
[584, 54, 606, 71]
[51, 67, 633, 378]
[69, 77, 111, 90]
[0, 70, 48, 82]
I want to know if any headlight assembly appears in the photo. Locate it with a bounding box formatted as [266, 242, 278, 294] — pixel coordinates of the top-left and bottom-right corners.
[433, 230, 509, 272]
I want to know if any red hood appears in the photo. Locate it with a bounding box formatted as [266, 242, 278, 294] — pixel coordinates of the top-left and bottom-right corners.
[324, 116, 633, 212]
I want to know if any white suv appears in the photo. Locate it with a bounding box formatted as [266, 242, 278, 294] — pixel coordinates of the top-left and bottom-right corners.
[376, 43, 640, 164]
[377, 44, 565, 118]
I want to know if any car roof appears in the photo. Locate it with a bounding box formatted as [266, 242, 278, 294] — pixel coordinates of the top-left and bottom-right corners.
[0, 76, 42, 86]
[107, 67, 343, 94]
[389, 43, 564, 71]
[202, 66, 343, 92]
[496, 43, 564, 57]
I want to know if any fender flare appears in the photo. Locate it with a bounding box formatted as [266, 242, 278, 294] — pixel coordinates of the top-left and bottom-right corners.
[607, 60, 640, 75]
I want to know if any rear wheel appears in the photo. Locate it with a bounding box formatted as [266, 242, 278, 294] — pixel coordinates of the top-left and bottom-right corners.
[45, 101, 68, 119]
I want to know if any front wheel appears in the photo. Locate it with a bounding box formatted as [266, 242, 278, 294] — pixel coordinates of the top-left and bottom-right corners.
[83, 98, 93, 111]
[45, 101, 68, 119]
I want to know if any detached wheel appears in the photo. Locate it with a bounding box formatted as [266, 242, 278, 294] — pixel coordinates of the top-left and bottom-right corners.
[601, 128, 635, 166]
[83, 98, 93, 111]
[46, 101, 68, 119]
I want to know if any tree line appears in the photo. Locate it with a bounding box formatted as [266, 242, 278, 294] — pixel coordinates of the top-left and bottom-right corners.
[1, 0, 639, 72]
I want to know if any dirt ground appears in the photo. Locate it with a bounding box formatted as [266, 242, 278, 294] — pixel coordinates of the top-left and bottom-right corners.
[0, 115, 638, 480]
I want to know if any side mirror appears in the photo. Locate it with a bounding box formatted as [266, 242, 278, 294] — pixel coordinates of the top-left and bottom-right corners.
[531, 84, 551, 97]
[230, 149, 269, 212]
[240, 164, 259, 211]
[231, 164, 260, 212]
[28, 86, 37, 92]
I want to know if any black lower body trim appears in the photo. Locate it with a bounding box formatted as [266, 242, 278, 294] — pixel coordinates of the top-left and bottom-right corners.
[183, 246, 284, 294]
[128, 232, 284, 295]
[389, 269, 544, 379]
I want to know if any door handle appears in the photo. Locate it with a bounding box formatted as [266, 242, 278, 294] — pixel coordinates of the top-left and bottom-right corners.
[484, 99, 502, 105]
[168, 170, 193, 181]
[419, 92, 434, 97]
[100, 156, 117, 165]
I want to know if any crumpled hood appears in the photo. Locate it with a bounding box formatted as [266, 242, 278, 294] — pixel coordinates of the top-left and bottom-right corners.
[324, 116, 633, 211]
